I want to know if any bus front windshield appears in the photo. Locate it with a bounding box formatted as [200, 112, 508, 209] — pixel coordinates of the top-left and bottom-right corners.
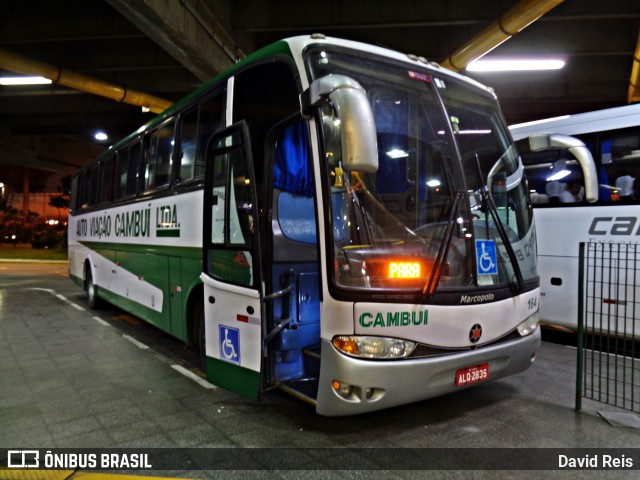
[306, 47, 537, 295]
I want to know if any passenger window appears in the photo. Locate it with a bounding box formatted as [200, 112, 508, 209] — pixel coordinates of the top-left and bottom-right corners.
[115, 141, 142, 199]
[76, 171, 89, 210]
[70, 175, 79, 212]
[143, 120, 175, 192]
[178, 94, 224, 184]
[600, 128, 640, 202]
[88, 164, 100, 208]
[179, 107, 200, 183]
[524, 128, 640, 206]
[100, 155, 115, 204]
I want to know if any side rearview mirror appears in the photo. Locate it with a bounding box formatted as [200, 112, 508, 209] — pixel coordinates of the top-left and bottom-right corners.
[516, 133, 599, 203]
[302, 74, 378, 173]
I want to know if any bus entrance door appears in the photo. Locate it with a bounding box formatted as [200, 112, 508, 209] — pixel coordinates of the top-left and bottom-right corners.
[201, 274, 262, 399]
[202, 123, 263, 400]
[265, 120, 321, 403]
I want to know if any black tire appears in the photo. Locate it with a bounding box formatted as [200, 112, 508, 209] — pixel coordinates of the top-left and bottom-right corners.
[85, 265, 101, 309]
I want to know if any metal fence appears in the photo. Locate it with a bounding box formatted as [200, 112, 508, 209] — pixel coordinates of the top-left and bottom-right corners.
[576, 241, 640, 412]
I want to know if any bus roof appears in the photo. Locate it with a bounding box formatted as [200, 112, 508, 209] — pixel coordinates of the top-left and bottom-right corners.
[282, 34, 497, 97]
[91, 34, 499, 165]
[509, 103, 640, 140]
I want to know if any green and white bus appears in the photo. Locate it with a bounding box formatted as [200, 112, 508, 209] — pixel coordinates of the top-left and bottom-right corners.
[69, 34, 572, 416]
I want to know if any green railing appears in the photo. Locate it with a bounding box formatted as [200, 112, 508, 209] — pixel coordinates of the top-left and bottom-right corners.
[576, 241, 640, 412]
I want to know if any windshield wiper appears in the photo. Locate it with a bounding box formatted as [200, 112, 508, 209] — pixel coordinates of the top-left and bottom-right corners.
[474, 153, 525, 292]
[422, 190, 464, 299]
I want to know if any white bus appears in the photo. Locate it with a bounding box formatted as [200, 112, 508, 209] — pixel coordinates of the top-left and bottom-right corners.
[511, 104, 640, 333]
[69, 34, 593, 416]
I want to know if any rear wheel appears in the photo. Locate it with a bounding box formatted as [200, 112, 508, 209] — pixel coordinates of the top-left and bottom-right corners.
[85, 265, 101, 309]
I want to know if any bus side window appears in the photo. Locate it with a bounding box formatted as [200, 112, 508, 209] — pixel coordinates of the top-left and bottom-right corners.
[70, 175, 79, 213]
[87, 163, 100, 208]
[178, 107, 200, 183]
[600, 128, 640, 202]
[115, 148, 129, 200]
[178, 93, 224, 184]
[100, 154, 115, 204]
[114, 141, 142, 199]
[143, 119, 175, 192]
[127, 141, 141, 196]
[76, 171, 89, 210]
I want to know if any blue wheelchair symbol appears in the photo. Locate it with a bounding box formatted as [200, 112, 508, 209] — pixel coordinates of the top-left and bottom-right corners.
[219, 325, 240, 365]
[475, 240, 498, 275]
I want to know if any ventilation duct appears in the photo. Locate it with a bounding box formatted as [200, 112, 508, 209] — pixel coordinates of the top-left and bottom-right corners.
[440, 0, 564, 72]
[0, 48, 173, 114]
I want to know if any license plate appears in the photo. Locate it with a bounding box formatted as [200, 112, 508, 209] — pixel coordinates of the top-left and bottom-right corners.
[455, 363, 489, 386]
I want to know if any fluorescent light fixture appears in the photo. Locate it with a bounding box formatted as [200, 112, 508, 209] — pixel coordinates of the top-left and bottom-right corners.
[467, 59, 565, 72]
[460, 129, 491, 135]
[94, 131, 108, 141]
[436, 129, 492, 135]
[546, 159, 570, 182]
[546, 169, 570, 182]
[0, 76, 52, 85]
[509, 115, 571, 130]
[387, 148, 409, 159]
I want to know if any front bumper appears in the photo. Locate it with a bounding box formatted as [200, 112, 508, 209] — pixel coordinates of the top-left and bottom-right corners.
[315, 328, 541, 416]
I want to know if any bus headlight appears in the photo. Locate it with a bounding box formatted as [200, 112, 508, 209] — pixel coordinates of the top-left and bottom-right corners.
[517, 312, 540, 337]
[332, 336, 416, 359]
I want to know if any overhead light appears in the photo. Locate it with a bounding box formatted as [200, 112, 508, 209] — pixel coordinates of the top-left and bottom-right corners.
[436, 129, 492, 135]
[0, 76, 52, 86]
[547, 169, 570, 182]
[427, 179, 441, 187]
[466, 58, 565, 72]
[387, 148, 409, 159]
[546, 159, 571, 182]
[94, 131, 108, 141]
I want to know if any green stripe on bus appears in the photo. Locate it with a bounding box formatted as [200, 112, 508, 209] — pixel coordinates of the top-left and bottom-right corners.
[79, 241, 201, 259]
[206, 357, 260, 400]
[156, 229, 180, 237]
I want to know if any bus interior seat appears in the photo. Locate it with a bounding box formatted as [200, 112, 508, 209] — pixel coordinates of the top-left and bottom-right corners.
[531, 192, 549, 204]
[272, 189, 317, 262]
[545, 181, 563, 204]
[616, 175, 634, 199]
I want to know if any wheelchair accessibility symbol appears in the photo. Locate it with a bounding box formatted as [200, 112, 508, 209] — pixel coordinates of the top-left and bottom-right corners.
[475, 239, 498, 275]
[219, 325, 240, 365]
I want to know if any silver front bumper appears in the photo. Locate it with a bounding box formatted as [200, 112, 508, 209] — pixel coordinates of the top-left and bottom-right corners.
[316, 328, 541, 416]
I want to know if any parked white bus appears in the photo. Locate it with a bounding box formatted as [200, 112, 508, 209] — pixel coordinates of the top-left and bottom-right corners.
[511, 104, 640, 333]
[68, 34, 598, 416]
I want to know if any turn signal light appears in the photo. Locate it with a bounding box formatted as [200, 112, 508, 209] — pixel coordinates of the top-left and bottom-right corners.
[332, 335, 416, 359]
[332, 380, 354, 399]
[332, 336, 360, 356]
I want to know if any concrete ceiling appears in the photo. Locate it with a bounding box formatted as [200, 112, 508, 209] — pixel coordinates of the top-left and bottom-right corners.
[0, 0, 639, 177]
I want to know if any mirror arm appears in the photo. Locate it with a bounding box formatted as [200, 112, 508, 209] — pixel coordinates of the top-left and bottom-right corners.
[300, 74, 366, 116]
